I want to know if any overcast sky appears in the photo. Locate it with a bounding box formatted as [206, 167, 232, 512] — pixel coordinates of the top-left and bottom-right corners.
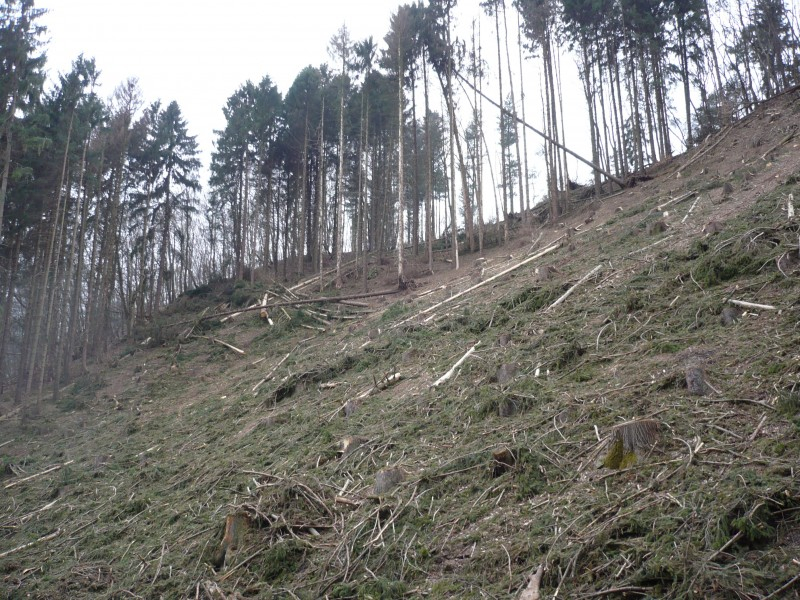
[37, 1, 413, 174]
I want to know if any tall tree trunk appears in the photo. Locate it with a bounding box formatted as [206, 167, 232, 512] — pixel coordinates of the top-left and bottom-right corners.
[423, 49, 434, 274]
[264, 161, 273, 271]
[501, 0, 525, 220]
[62, 135, 91, 386]
[474, 18, 485, 252]
[335, 68, 346, 288]
[627, 49, 645, 172]
[580, 39, 602, 195]
[638, 46, 658, 163]
[317, 98, 325, 290]
[0, 88, 18, 237]
[82, 146, 105, 373]
[611, 49, 627, 178]
[298, 115, 309, 276]
[154, 178, 172, 313]
[27, 109, 74, 400]
[653, 52, 671, 156]
[678, 15, 694, 147]
[360, 98, 370, 292]
[493, 7, 509, 241]
[702, 0, 727, 121]
[396, 41, 406, 287]
[516, 10, 531, 216]
[0, 231, 21, 396]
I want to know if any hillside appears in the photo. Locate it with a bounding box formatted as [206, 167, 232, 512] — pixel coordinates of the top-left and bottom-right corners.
[1, 88, 799, 600]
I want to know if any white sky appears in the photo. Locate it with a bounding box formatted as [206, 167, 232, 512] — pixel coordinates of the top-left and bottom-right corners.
[38, 0, 409, 174]
[37, 0, 603, 214]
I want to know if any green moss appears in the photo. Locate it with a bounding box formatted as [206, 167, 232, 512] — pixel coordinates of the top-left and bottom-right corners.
[555, 340, 585, 369]
[571, 367, 596, 382]
[429, 579, 464, 598]
[618, 451, 638, 469]
[380, 301, 411, 323]
[515, 450, 547, 498]
[499, 285, 559, 312]
[603, 438, 624, 469]
[652, 341, 682, 354]
[260, 540, 306, 582]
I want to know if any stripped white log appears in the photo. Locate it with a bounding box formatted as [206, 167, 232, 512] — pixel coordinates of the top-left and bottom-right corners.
[355, 372, 403, 400]
[681, 196, 699, 223]
[657, 190, 697, 211]
[431, 342, 481, 388]
[221, 302, 260, 323]
[547, 265, 602, 310]
[395, 241, 562, 329]
[191, 335, 246, 355]
[727, 299, 777, 311]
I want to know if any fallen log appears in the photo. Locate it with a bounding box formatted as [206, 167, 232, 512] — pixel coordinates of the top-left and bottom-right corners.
[395, 241, 561, 329]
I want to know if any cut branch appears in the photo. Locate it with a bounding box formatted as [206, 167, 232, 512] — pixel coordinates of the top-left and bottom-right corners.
[5, 460, 74, 489]
[761, 128, 796, 160]
[431, 342, 480, 388]
[547, 265, 602, 310]
[677, 125, 733, 174]
[726, 299, 777, 311]
[190, 335, 246, 355]
[657, 191, 697, 212]
[0, 529, 61, 558]
[396, 242, 561, 328]
[355, 372, 403, 400]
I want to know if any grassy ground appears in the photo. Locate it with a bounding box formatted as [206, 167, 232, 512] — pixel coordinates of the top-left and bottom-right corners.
[1, 91, 800, 599]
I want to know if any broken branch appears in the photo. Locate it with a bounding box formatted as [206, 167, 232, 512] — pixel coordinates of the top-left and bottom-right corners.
[5, 460, 74, 489]
[0, 529, 61, 558]
[547, 265, 603, 310]
[657, 191, 697, 212]
[726, 299, 777, 311]
[396, 242, 561, 328]
[190, 335, 246, 355]
[431, 342, 480, 388]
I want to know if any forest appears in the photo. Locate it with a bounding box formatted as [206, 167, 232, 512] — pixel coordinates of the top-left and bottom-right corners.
[1, 0, 798, 404]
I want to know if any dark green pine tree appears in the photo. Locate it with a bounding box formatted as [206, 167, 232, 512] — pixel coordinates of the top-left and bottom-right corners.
[151, 101, 201, 311]
[0, 0, 47, 240]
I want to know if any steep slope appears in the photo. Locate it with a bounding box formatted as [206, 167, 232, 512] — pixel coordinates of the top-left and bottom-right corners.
[1, 88, 799, 600]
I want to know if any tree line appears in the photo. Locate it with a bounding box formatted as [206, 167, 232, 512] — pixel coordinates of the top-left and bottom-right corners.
[1, 0, 798, 402]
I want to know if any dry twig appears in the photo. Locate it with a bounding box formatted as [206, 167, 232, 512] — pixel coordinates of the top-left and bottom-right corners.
[4, 460, 74, 489]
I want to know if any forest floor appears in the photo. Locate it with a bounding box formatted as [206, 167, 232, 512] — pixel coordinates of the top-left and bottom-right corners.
[2, 87, 800, 600]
